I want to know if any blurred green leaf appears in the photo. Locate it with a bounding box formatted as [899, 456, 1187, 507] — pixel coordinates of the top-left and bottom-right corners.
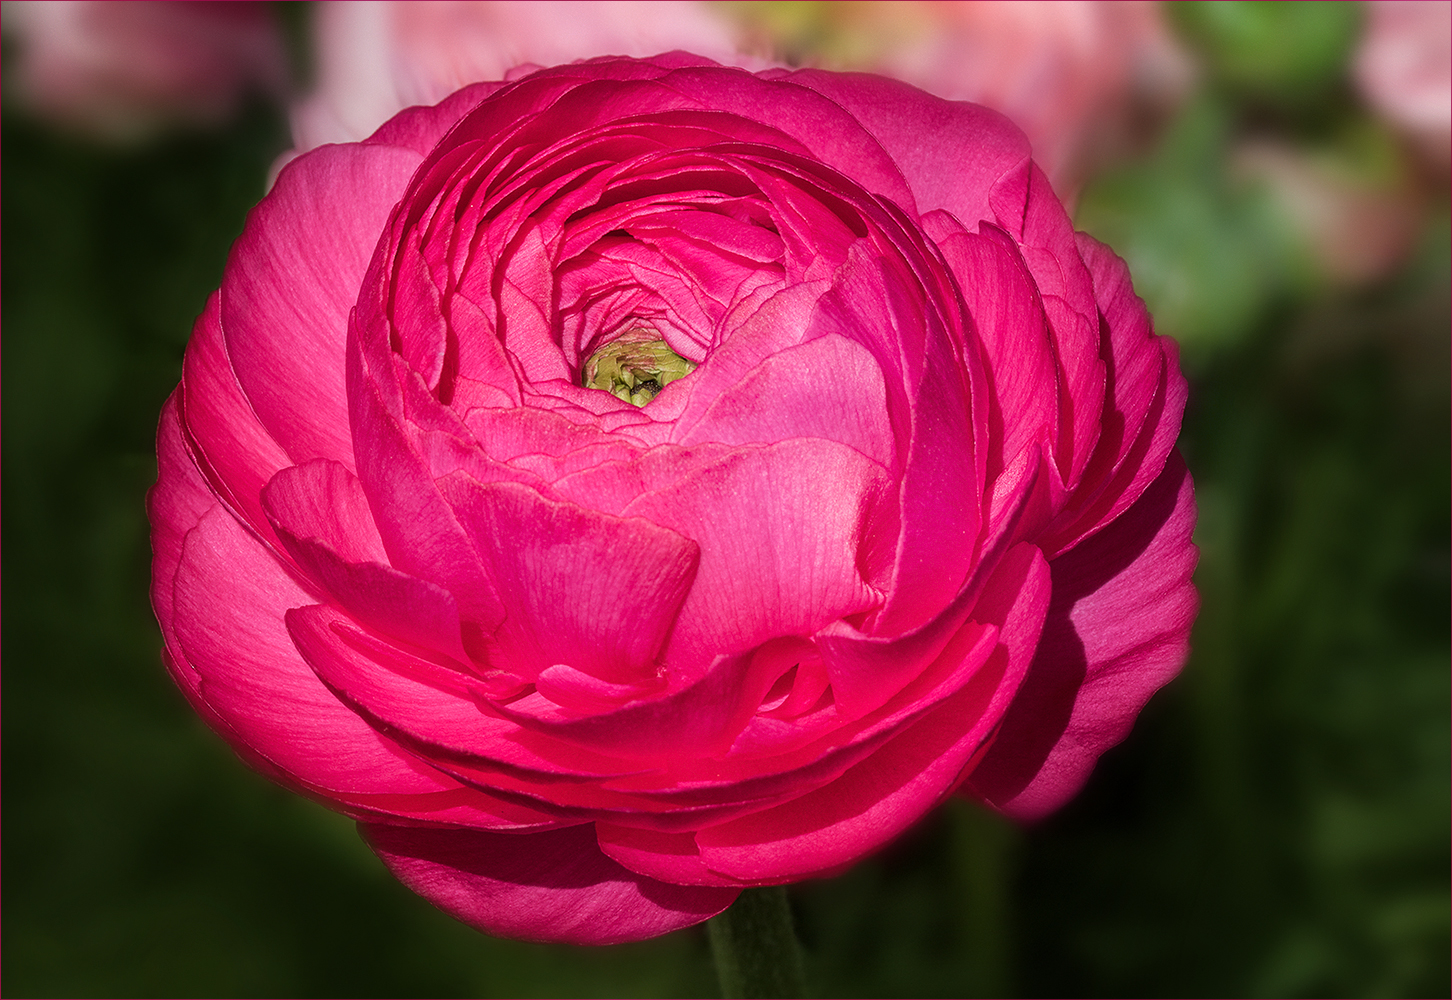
[1075, 98, 1297, 366]
[1170, 0, 1364, 110]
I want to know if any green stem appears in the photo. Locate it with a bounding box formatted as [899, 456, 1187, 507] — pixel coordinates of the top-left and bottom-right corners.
[708, 886, 807, 998]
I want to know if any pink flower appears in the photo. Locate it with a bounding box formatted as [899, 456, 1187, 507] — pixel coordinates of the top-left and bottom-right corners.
[2, 0, 288, 141]
[1355, 0, 1452, 168]
[290, 1, 742, 151]
[735, 0, 1193, 201]
[1233, 138, 1422, 288]
[150, 55, 1197, 945]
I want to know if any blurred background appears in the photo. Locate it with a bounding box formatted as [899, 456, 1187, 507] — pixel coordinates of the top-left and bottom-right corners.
[4, 2, 1447, 995]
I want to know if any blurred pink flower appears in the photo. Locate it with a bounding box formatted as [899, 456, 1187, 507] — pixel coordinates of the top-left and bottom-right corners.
[1355, 0, 1451, 168]
[1235, 138, 1422, 287]
[817, 1, 1193, 201]
[290, 0, 742, 151]
[2, 0, 288, 141]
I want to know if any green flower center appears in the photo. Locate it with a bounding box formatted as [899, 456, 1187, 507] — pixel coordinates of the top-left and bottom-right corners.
[582, 332, 697, 406]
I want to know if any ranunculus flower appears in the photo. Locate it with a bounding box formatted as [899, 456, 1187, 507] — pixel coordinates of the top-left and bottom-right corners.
[151, 53, 1197, 945]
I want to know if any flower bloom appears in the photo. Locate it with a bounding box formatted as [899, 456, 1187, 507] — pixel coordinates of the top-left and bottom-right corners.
[151, 54, 1197, 945]
[730, 0, 1191, 201]
[290, 0, 741, 151]
[2, 0, 287, 141]
[1355, 0, 1452, 168]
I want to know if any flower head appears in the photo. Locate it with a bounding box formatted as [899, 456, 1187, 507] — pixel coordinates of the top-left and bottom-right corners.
[151, 54, 1197, 944]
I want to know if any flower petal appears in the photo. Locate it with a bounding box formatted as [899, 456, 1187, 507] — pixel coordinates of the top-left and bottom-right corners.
[990, 161, 1105, 487]
[177, 292, 291, 543]
[595, 823, 744, 888]
[624, 439, 888, 675]
[172, 506, 479, 802]
[695, 544, 1048, 881]
[223, 142, 423, 468]
[361, 822, 740, 945]
[780, 67, 1028, 229]
[677, 332, 896, 469]
[441, 476, 700, 684]
[1038, 234, 1188, 556]
[965, 451, 1198, 819]
[929, 218, 1059, 482]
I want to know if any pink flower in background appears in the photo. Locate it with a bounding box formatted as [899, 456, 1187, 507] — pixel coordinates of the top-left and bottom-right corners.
[1234, 139, 1422, 288]
[2, 0, 288, 140]
[1355, 0, 1452, 168]
[879, 1, 1192, 199]
[739, 0, 1192, 201]
[151, 55, 1197, 944]
[290, 0, 741, 151]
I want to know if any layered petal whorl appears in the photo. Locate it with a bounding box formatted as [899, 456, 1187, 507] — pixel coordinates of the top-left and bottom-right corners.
[150, 53, 1197, 945]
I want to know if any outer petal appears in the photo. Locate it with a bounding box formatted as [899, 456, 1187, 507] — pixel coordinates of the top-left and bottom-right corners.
[595, 824, 745, 888]
[177, 292, 291, 543]
[695, 543, 1049, 881]
[361, 822, 740, 944]
[1037, 234, 1188, 556]
[151, 393, 271, 772]
[989, 161, 1105, 487]
[223, 142, 422, 468]
[929, 218, 1058, 482]
[171, 505, 468, 801]
[262, 460, 475, 666]
[363, 81, 507, 155]
[965, 451, 1198, 819]
[779, 67, 1029, 230]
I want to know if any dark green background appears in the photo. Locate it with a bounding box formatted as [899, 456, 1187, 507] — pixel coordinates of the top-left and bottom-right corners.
[5, 3, 1448, 995]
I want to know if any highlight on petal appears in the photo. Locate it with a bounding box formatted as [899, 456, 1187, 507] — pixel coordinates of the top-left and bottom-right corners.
[443, 476, 700, 685]
[223, 142, 423, 468]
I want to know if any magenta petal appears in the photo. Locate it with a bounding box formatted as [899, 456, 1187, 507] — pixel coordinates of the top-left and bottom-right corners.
[1038, 235, 1188, 556]
[781, 67, 1029, 229]
[171, 506, 468, 799]
[595, 823, 744, 888]
[989, 162, 1106, 487]
[224, 142, 422, 467]
[933, 221, 1059, 481]
[150, 395, 255, 754]
[442, 477, 700, 684]
[261, 459, 387, 563]
[363, 81, 505, 155]
[361, 822, 740, 944]
[151, 396, 219, 651]
[286, 603, 641, 782]
[813, 246, 982, 637]
[349, 358, 506, 630]
[677, 332, 896, 468]
[492, 647, 777, 761]
[261, 460, 474, 664]
[817, 448, 1043, 719]
[696, 546, 1048, 881]
[624, 439, 888, 674]
[965, 452, 1198, 819]
[177, 293, 291, 542]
